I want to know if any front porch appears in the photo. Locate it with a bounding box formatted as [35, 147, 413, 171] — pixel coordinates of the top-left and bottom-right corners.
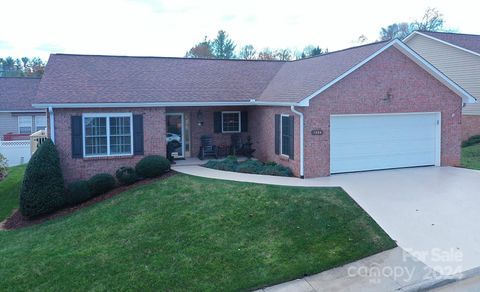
[165, 106, 254, 161]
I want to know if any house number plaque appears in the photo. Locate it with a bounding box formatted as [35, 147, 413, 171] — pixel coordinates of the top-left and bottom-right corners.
[311, 129, 323, 135]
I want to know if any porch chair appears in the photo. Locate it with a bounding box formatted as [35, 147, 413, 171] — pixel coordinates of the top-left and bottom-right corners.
[230, 134, 255, 158]
[198, 135, 218, 160]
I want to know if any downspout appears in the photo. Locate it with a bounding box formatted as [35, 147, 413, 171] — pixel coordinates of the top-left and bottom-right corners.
[290, 106, 304, 178]
[48, 106, 55, 143]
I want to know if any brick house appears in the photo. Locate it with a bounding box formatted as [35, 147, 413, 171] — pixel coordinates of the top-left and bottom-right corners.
[32, 39, 475, 181]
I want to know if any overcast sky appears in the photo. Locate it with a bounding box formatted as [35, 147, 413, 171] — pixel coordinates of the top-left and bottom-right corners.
[1, 0, 478, 61]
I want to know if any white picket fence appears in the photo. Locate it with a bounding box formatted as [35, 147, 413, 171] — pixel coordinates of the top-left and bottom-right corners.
[0, 140, 31, 166]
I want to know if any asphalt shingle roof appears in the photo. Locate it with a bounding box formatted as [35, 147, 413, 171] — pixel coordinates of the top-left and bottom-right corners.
[34, 41, 391, 105]
[0, 77, 41, 111]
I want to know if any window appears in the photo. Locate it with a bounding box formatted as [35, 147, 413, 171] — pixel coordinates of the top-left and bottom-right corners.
[18, 116, 32, 134]
[221, 111, 240, 133]
[83, 113, 133, 157]
[35, 115, 47, 131]
[281, 115, 291, 156]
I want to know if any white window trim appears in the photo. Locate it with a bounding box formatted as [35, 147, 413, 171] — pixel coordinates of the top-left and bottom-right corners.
[35, 115, 47, 131]
[18, 115, 33, 134]
[82, 113, 134, 158]
[221, 111, 241, 133]
[280, 114, 290, 156]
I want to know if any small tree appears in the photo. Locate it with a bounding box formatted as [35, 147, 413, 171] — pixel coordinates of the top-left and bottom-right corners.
[20, 139, 65, 218]
[0, 154, 7, 181]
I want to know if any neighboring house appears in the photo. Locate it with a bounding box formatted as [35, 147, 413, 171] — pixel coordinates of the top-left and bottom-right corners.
[404, 31, 480, 140]
[0, 77, 46, 140]
[32, 39, 474, 181]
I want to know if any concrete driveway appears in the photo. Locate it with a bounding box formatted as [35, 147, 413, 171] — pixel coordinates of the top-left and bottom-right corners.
[174, 165, 480, 276]
[322, 166, 480, 276]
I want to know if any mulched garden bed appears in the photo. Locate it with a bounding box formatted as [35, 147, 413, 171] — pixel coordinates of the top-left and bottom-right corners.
[3, 171, 177, 230]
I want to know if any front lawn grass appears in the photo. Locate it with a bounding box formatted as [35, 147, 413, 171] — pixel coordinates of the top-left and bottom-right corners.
[0, 174, 395, 291]
[461, 144, 480, 170]
[0, 165, 26, 221]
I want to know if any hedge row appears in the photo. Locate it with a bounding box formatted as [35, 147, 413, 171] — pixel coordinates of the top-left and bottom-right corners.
[20, 140, 170, 218]
[204, 156, 293, 177]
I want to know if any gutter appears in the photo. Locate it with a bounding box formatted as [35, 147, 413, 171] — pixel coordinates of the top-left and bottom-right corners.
[48, 106, 55, 143]
[290, 106, 304, 178]
[32, 100, 307, 109]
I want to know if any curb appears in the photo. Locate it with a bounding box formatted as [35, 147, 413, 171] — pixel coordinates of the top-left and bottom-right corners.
[401, 266, 480, 291]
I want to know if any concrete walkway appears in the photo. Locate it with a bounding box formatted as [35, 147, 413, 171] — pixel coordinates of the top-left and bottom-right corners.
[258, 247, 437, 292]
[173, 165, 480, 278]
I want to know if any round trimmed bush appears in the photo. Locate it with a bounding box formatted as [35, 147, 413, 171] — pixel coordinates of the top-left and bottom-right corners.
[115, 166, 137, 185]
[88, 173, 116, 197]
[135, 155, 170, 178]
[65, 180, 92, 206]
[20, 139, 65, 218]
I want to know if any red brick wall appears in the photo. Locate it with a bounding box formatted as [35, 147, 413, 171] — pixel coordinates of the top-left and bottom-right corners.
[53, 107, 166, 182]
[302, 46, 463, 177]
[462, 115, 480, 141]
[249, 106, 301, 177]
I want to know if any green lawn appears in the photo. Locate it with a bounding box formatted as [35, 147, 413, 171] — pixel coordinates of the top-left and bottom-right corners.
[0, 174, 395, 291]
[461, 144, 480, 170]
[0, 165, 26, 221]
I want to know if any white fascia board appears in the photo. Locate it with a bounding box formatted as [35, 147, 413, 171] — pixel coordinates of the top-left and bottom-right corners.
[404, 31, 480, 58]
[32, 100, 302, 109]
[298, 39, 476, 105]
[0, 109, 45, 113]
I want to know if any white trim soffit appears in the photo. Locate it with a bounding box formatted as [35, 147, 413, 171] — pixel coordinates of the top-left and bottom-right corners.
[32, 100, 302, 109]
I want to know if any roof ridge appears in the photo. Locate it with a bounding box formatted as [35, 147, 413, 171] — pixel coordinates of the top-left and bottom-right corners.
[291, 40, 391, 62]
[417, 30, 480, 37]
[52, 53, 288, 63]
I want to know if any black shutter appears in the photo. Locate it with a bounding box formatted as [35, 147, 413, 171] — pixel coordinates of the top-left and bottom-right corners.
[214, 112, 222, 133]
[241, 111, 248, 132]
[289, 116, 294, 159]
[274, 114, 280, 155]
[133, 115, 144, 155]
[71, 116, 83, 158]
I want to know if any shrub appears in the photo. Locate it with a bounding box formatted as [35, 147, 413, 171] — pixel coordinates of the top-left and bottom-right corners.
[65, 180, 92, 206]
[236, 159, 264, 174]
[260, 164, 293, 177]
[215, 156, 238, 171]
[115, 166, 137, 185]
[20, 139, 65, 218]
[0, 153, 7, 181]
[88, 173, 116, 197]
[462, 135, 480, 147]
[135, 155, 171, 178]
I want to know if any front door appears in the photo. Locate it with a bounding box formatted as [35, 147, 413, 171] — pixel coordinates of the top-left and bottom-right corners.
[166, 113, 184, 158]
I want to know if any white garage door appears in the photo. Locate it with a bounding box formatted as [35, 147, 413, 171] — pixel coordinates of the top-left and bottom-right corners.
[330, 113, 440, 174]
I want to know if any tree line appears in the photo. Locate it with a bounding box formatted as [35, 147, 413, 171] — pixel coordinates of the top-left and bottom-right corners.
[185, 30, 328, 61]
[0, 57, 45, 77]
[187, 8, 447, 61]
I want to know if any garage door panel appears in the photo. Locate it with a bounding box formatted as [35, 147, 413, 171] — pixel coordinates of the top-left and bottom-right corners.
[330, 113, 439, 174]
